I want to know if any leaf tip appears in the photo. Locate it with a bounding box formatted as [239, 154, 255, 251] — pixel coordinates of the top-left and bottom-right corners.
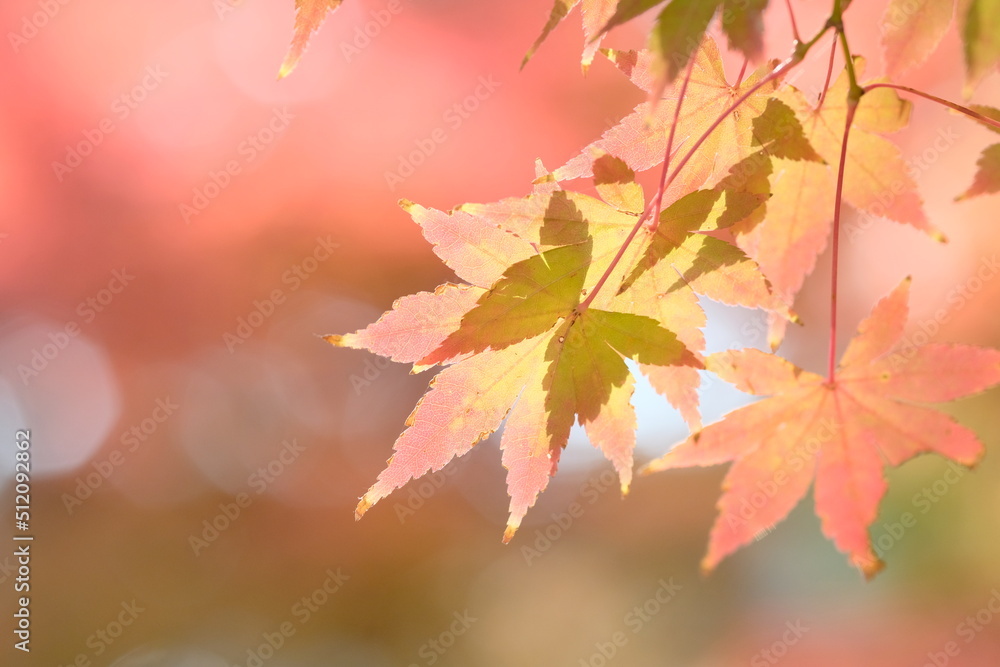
[857, 555, 885, 580]
[931, 230, 948, 244]
[502, 523, 519, 544]
[638, 456, 666, 476]
[398, 198, 416, 212]
[276, 61, 296, 80]
[698, 555, 717, 577]
[323, 334, 345, 346]
[355, 495, 373, 521]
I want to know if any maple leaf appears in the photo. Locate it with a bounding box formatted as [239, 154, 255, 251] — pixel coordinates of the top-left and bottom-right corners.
[522, 0, 618, 72]
[719, 0, 769, 62]
[956, 104, 1000, 199]
[960, 0, 1000, 93]
[778, 58, 937, 236]
[971, 104, 1000, 131]
[399, 199, 538, 290]
[598, 0, 768, 92]
[437, 153, 789, 424]
[325, 283, 484, 370]
[553, 38, 785, 205]
[956, 143, 1000, 199]
[331, 164, 752, 539]
[644, 278, 1000, 577]
[646, 0, 721, 99]
[279, 0, 344, 79]
[740, 59, 941, 348]
[881, 0, 955, 78]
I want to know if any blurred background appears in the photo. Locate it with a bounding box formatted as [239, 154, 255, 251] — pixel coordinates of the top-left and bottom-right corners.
[2, 0, 1000, 665]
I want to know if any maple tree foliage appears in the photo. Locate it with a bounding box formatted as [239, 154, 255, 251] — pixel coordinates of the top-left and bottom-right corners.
[278, 0, 1000, 575]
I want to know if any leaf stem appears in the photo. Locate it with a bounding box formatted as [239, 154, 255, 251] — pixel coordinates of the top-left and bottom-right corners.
[578, 51, 694, 313]
[657, 7, 834, 198]
[663, 56, 792, 195]
[836, 30, 862, 98]
[576, 208, 651, 313]
[863, 82, 1000, 132]
[827, 20, 863, 383]
[735, 57, 749, 88]
[828, 98, 857, 382]
[785, 0, 801, 43]
[650, 54, 697, 231]
[817, 34, 837, 109]
[580, 9, 840, 316]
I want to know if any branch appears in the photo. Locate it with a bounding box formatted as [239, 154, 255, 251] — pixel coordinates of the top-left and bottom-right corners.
[863, 83, 1000, 132]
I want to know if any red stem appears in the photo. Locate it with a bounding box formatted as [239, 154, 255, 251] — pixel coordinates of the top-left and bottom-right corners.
[580, 24, 836, 315]
[650, 54, 697, 231]
[828, 98, 858, 382]
[785, 0, 801, 42]
[663, 52, 801, 197]
[577, 207, 651, 312]
[863, 82, 1000, 132]
[817, 35, 837, 109]
[735, 57, 749, 88]
[578, 52, 696, 313]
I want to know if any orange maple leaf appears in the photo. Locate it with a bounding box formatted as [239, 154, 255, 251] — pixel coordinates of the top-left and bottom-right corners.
[645, 277, 1000, 577]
